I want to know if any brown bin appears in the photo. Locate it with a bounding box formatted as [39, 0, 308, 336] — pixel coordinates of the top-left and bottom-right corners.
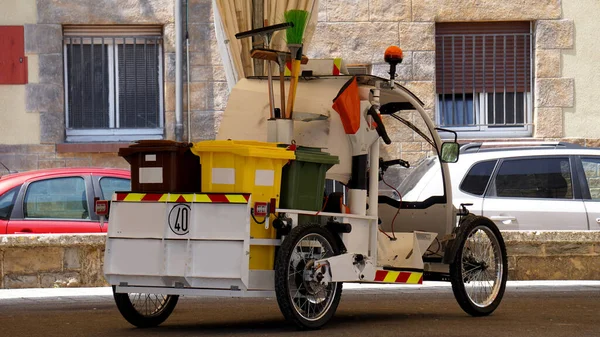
[118, 140, 201, 193]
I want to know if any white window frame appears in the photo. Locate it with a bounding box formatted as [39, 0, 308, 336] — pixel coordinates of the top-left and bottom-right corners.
[63, 38, 164, 142]
[436, 92, 533, 139]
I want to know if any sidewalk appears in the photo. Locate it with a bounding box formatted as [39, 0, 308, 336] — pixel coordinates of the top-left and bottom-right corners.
[1, 281, 599, 300]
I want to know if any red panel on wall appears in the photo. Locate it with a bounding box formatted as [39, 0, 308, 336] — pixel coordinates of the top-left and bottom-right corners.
[0, 26, 28, 85]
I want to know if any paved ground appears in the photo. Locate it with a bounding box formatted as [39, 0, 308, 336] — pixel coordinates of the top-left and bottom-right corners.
[1, 281, 599, 337]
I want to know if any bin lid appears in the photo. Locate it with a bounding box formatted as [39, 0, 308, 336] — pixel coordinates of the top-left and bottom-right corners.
[191, 140, 296, 160]
[118, 140, 194, 157]
[293, 146, 340, 165]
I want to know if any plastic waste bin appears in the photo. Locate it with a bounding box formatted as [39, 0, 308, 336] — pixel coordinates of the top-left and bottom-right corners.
[191, 140, 296, 270]
[118, 140, 201, 193]
[279, 146, 339, 211]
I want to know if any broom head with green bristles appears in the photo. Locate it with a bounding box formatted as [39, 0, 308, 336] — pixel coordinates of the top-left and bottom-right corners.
[284, 9, 310, 119]
[284, 9, 309, 46]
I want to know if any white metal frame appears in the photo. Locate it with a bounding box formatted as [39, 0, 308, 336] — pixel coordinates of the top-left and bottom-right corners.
[63, 38, 164, 142]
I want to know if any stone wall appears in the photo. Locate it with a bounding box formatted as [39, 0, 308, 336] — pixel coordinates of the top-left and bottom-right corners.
[0, 0, 224, 173]
[307, 0, 574, 161]
[1, 232, 599, 289]
[0, 234, 107, 288]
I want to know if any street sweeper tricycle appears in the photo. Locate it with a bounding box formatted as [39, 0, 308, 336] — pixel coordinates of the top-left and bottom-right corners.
[102, 46, 508, 329]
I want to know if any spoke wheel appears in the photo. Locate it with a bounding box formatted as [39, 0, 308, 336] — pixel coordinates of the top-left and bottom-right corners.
[450, 216, 507, 316]
[112, 287, 179, 328]
[275, 224, 342, 330]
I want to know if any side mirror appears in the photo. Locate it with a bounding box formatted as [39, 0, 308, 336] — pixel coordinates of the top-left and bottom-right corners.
[440, 142, 459, 163]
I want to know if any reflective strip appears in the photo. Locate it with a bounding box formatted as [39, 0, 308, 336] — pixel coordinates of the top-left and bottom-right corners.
[333, 58, 342, 75]
[407, 272, 423, 284]
[123, 193, 145, 201]
[226, 194, 249, 203]
[383, 271, 399, 283]
[254, 169, 274, 186]
[115, 193, 250, 204]
[212, 168, 235, 184]
[374, 270, 423, 284]
[195, 194, 212, 203]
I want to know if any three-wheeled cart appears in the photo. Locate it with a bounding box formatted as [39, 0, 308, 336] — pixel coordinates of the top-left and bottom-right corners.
[103, 48, 507, 329]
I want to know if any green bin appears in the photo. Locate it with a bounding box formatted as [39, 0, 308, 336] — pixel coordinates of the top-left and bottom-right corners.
[279, 146, 339, 211]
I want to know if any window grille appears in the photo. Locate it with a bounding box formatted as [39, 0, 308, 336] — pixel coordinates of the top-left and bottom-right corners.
[63, 26, 164, 142]
[435, 22, 533, 137]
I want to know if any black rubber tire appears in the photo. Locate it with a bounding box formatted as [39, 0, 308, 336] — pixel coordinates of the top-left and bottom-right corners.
[449, 216, 508, 316]
[274, 224, 343, 330]
[112, 287, 179, 328]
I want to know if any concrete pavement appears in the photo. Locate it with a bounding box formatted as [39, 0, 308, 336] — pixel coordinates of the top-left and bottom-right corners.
[1, 280, 599, 300]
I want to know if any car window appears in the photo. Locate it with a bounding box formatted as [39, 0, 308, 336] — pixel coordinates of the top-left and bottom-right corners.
[460, 160, 497, 196]
[395, 156, 443, 202]
[99, 177, 130, 200]
[492, 157, 572, 199]
[581, 157, 600, 199]
[0, 186, 19, 219]
[24, 177, 89, 219]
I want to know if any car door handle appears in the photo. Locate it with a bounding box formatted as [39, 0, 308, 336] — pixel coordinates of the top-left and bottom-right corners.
[490, 215, 516, 221]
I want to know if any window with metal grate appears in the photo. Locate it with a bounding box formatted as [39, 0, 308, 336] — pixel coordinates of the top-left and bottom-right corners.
[435, 22, 533, 137]
[63, 26, 164, 142]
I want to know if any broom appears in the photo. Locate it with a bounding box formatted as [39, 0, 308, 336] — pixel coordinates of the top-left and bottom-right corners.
[284, 9, 309, 119]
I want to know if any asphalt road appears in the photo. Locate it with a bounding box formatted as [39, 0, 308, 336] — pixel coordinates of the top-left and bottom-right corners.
[1, 283, 599, 337]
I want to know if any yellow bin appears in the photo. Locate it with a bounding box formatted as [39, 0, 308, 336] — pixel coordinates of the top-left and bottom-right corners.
[191, 140, 296, 270]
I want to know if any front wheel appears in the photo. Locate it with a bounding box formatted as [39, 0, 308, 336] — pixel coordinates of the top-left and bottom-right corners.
[274, 224, 343, 330]
[112, 287, 179, 328]
[449, 216, 508, 316]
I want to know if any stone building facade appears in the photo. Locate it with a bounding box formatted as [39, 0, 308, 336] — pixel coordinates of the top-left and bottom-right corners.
[0, 0, 598, 172]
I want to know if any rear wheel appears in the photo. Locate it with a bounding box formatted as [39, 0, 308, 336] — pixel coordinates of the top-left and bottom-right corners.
[112, 287, 179, 328]
[450, 216, 507, 316]
[274, 224, 343, 329]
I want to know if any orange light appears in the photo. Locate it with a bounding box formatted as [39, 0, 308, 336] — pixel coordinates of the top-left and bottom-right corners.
[384, 46, 403, 63]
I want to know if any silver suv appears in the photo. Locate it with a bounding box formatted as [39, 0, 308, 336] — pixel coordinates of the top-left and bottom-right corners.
[386, 142, 600, 231]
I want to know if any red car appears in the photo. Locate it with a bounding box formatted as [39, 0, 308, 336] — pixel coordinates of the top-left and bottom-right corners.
[0, 167, 130, 234]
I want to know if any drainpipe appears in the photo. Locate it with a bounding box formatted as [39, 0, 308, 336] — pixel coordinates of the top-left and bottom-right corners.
[175, 0, 184, 141]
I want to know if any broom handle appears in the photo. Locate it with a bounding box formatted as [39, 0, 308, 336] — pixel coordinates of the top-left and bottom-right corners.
[279, 65, 286, 119]
[286, 59, 301, 119]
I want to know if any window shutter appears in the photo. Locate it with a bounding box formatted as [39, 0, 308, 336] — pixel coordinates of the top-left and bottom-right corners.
[435, 22, 531, 94]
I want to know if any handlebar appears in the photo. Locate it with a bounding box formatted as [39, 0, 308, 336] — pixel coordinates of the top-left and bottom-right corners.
[367, 106, 391, 145]
[380, 158, 410, 169]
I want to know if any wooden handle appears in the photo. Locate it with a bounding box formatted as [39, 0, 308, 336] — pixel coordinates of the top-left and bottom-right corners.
[286, 59, 302, 119]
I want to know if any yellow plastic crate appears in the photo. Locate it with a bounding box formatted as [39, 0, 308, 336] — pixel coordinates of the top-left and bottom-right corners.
[191, 140, 295, 270]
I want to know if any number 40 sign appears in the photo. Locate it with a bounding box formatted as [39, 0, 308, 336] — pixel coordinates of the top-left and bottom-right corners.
[168, 204, 190, 235]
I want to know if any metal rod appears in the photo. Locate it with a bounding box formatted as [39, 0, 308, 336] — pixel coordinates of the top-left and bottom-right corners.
[462, 35, 466, 126]
[144, 39, 148, 128]
[493, 35, 496, 125]
[482, 35, 486, 125]
[472, 35, 476, 126]
[102, 38, 106, 127]
[123, 39, 128, 127]
[451, 35, 456, 125]
[91, 37, 95, 128]
[441, 36, 445, 126]
[80, 38, 84, 128]
[113, 38, 118, 128]
[503, 35, 506, 125]
[514, 36, 517, 124]
[134, 37, 137, 128]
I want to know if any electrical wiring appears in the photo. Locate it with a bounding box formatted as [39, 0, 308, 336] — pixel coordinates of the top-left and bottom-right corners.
[251, 209, 266, 224]
[425, 237, 443, 257]
[381, 172, 402, 240]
